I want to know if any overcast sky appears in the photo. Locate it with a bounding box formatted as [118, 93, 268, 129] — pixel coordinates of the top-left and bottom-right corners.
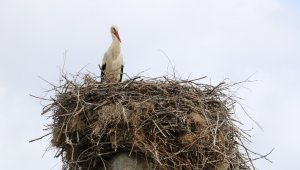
[0, 0, 299, 169]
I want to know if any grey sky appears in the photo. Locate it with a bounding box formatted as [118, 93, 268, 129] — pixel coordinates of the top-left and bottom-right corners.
[0, 0, 299, 169]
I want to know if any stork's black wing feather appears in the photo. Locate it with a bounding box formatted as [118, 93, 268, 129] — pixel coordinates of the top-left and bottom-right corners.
[101, 64, 106, 82]
[119, 65, 124, 82]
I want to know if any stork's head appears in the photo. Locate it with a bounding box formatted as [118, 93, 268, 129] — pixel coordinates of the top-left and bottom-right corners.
[110, 25, 121, 43]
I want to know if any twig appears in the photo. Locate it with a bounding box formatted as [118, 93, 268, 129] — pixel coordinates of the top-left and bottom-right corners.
[29, 132, 52, 143]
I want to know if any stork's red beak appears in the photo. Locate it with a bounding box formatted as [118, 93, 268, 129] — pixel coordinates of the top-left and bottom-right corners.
[114, 31, 121, 43]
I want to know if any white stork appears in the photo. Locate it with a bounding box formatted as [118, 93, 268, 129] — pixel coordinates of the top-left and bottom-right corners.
[101, 25, 124, 83]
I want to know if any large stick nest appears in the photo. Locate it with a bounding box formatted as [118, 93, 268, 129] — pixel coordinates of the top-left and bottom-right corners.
[42, 74, 254, 170]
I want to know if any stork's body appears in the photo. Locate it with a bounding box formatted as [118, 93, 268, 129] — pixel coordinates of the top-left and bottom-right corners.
[101, 25, 124, 83]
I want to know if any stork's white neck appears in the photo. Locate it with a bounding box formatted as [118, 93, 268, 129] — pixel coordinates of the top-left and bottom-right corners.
[112, 37, 121, 46]
[110, 38, 121, 59]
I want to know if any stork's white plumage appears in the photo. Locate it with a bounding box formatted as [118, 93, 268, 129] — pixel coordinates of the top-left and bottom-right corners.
[101, 25, 124, 83]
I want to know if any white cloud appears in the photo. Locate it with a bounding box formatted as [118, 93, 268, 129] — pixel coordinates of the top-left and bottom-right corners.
[243, 70, 300, 169]
[0, 0, 299, 169]
[0, 83, 60, 169]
